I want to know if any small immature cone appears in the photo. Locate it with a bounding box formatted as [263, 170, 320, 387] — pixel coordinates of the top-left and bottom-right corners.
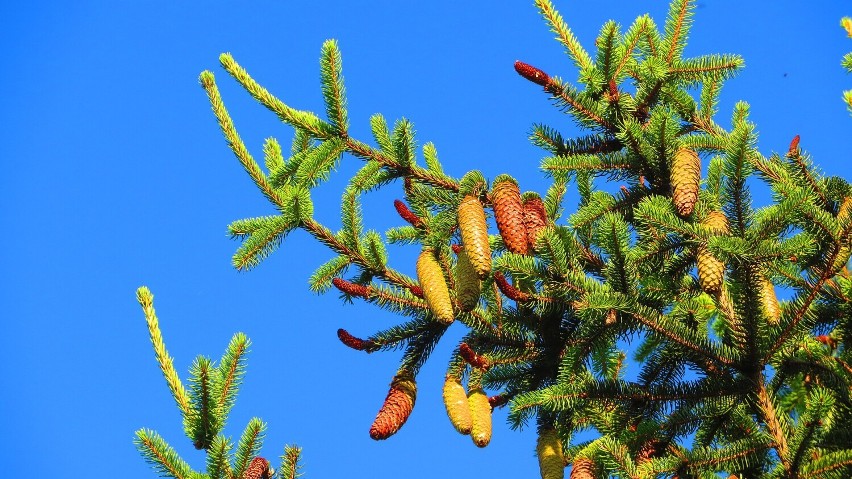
[569, 458, 596, 479]
[537, 428, 565, 479]
[697, 244, 725, 294]
[491, 175, 529, 255]
[454, 246, 481, 312]
[459, 343, 489, 369]
[523, 192, 548, 251]
[243, 457, 273, 479]
[394, 199, 424, 228]
[787, 135, 801, 157]
[337, 328, 373, 351]
[416, 249, 454, 324]
[670, 147, 701, 216]
[514, 60, 550, 87]
[760, 277, 781, 324]
[370, 374, 417, 440]
[468, 388, 492, 447]
[494, 271, 531, 302]
[442, 377, 473, 435]
[458, 195, 492, 278]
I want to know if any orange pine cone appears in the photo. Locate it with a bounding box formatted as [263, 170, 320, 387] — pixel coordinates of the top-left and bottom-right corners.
[243, 457, 273, 479]
[697, 244, 724, 294]
[468, 387, 492, 447]
[442, 377, 472, 435]
[454, 246, 481, 312]
[416, 249, 454, 324]
[369, 374, 417, 440]
[569, 458, 596, 479]
[671, 147, 700, 216]
[537, 428, 565, 479]
[492, 175, 529, 255]
[760, 276, 781, 324]
[523, 192, 548, 251]
[458, 195, 492, 278]
[702, 210, 730, 235]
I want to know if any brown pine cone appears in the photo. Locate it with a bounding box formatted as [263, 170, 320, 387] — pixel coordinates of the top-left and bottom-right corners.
[369, 374, 417, 440]
[523, 192, 548, 251]
[697, 244, 725, 294]
[569, 458, 596, 479]
[243, 457, 273, 479]
[671, 147, 700, 217]
[492, 175, 529, 255]
[702, 210, 729, 234]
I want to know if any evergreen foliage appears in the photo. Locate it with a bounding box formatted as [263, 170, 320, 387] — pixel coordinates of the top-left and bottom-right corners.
[134, 1, 852, 478]
[134, 287, 302, 479]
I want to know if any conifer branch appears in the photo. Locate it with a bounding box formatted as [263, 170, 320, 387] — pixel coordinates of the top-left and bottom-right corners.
[134, 429, 195, 479]
[136, 287, 191, 418]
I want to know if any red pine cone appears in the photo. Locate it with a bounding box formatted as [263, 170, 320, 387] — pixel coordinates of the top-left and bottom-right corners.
[394, 199, 424, 228]
[369, 374, 417, 440]
[332, 277, 369, 298]
[488, 394, 509, 409]
[569, 458, 596, 479]
[494, 271, 532, 302]
[492, 176, 529, 255]
[514, 60, 551, 87]
[522, 193, 548, 251]
[407, 284, 424, 298]
[243, 457, 272, 479]
[337, 328, 374, 351]
[788, 135, 800, 157]
[459, 343, 489, 369]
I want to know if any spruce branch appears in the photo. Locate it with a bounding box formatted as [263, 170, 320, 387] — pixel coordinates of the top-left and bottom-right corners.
[134, 429, 195, 479]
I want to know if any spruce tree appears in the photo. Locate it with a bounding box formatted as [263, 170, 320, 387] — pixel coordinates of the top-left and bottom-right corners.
[138, 1, 852, 478]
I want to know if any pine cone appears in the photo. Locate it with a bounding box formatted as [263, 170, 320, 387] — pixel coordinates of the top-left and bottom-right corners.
[514, 60, 551, 87]
[569, 458, 596, 479]
[837, 196, 852, 222]
[671, 147, 700, 216]
[369, 374, 417, 440]
[458, 195, 492, 278]
[243, 457, 273, 479]
[703, 210, 730, 235]
[832, 244, 851, 273]
[454, 246, 481, 312]
[492, 175, 529, 255]
[760, 276, 781, 324]
[537, 428, 565, 479]
[468, 388, 492, 447]
[416, 249, 454, 324]
[523, 192, 548, 251]
[442, 377, 472, 435]
[697, 244, 724, 294]
[337, 328, 374, 351]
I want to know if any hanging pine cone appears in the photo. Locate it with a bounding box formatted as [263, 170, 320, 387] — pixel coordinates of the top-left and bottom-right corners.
[369, 374, 417, 440]
[523, 192, 548, 251]
[832, 244, 852, 273]
[670, 147, 701, 217]
[760, 276, 781, 324]
[416, 248, 454, 324]
[458, 195, 492, 278]
[491, 175, 529, 255]
[468, 387, 492, 447]
[537, 428, 565, 479]
[569, 458, 596, 479]
[454, 246, 481, 312]
[442, 377, 472, 435]
[243, 457, 273, 479]
[703, 210, 730, 234]
[697, 244, 725, 294]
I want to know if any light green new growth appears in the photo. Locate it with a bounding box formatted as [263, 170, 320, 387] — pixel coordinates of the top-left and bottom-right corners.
[134, 288, 303, 479]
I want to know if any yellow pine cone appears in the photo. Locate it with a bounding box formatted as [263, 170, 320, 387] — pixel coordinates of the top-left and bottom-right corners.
[838, 195, 852, 222]
[458, 195, 492, 278]
[492, 176, 529, 255]
[442, 377, 472, 435]
[832, 244, 851, 273]
[369, 374, 417, 440]
[537, 428, 565, 479]
[523, 192, 548, 251]
[697, 244, 724, 294]
[671, 147, 701, 216]
[702, 210, 730, 234]
[760, 276, 781, 324]
[416, 249, 454, 324]
[454, 246, 481, 312]
[468, 388, 492, 447]
[569, 458, 596, 479]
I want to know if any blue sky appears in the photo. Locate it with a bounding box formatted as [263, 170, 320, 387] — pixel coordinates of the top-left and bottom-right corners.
[2, 1, 851, 478]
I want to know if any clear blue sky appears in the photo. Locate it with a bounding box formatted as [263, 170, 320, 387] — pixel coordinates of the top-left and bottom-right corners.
[2, 1, 850, 478]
